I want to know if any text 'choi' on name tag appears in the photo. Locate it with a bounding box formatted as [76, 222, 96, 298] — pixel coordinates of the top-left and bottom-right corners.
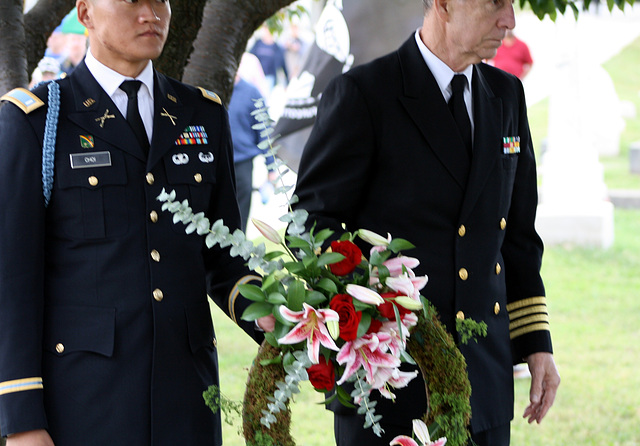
[70, 151, 112, 169]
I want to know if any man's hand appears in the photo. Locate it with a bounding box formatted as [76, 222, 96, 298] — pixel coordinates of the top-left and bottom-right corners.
[256, 314, 276, 332]
[7, 429, 54, 446]
[523, 352, 560, 424]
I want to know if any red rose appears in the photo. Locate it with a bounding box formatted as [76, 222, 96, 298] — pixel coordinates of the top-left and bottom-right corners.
[307, 357, 335, 391]
[330, 294, 362, 341]
[329, 240, 362, 276]
[378, 292, 413, 321]
[367, 318, 383, 334]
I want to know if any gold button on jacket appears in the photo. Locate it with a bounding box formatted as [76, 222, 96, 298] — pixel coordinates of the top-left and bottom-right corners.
[88, 176, 98, 186]
[458, 268, 469, 280]
[146, 172, 155, 185]
[151, 250, 161, 262]
[456, 311, 465, 320]
[149, 210, 158, 223]
[153, 288, 164, 302]
[458, 225, 466, 237]
[494, 302, 501, 315]
[55, 343, 65, 354]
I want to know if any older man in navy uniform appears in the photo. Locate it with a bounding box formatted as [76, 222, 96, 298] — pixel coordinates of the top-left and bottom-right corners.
[0, 1, 267, 445]
[292, 0, 561, 444]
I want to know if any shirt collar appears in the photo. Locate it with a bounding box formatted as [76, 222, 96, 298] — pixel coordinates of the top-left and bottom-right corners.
[414, 29, 473, 100]
[84, 48, 155, 100]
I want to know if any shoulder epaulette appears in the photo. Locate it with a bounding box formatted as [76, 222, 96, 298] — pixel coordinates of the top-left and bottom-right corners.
[197, 87, 222, 105]
[1, 88, 45, 114]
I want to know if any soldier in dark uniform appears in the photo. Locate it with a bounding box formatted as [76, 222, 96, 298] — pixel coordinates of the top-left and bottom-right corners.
[0, 1, 269, 445]
[292, 0, 561, 444]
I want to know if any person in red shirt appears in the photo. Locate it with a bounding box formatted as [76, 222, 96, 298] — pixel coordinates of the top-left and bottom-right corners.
[492, 30, 533, 79]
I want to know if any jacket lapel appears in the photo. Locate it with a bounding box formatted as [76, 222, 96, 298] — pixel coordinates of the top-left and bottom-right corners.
[148, 73, 195, 169]
[397, 37, 470, 191]
[67, 62, 146, 162]
[459, 66, 502, 221]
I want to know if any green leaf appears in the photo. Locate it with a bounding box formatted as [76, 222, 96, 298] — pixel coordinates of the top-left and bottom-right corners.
[287, 280, 306, 311]
[336, 385, 357, 408]
[267, 292, 288, 305]
[238, 284, 266, 302]
[314, 228, 334, 244]
[286, 236, 312, 249]
[388, 238, 415, 253]
[264, 332, 279, 348]
[356, 312, 372, 338]
[241, 302, 273, 321]
[316, 278, 338, 294]
[260, 356, 283, 366]
[284, 261, 305, 274]
[261, 273, 277, 291]
[317, 252, 345, 268]
[352, 298, 373, 312]
[263, 251, 286, 261]
[306, 290, 327, 306]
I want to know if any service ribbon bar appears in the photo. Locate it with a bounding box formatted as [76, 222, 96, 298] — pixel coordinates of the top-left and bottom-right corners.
[503, 136, 521, 154]
[175, 126, 209, 145]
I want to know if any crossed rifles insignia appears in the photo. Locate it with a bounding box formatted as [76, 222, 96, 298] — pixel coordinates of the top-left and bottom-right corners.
[95, 109, 115, 128]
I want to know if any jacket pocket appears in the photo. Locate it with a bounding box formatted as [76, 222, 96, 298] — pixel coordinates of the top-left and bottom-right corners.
[54, 150, 128, 239]
[184, 301, 215, 353]
[44, 305, 116, 357]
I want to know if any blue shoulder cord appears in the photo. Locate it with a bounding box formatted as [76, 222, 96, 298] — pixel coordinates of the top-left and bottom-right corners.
[42, 81, 60, 207]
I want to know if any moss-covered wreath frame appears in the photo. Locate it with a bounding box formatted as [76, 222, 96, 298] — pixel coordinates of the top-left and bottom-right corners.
[241, 300, 472, 446]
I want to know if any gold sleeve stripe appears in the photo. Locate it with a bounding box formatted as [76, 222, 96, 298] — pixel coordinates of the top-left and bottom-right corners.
[509, 313, 550, 330]
[506, 296, 546, 312]
[228, 275, 261, 324]
[0, 377, 43, 396]
[508, 305, 548, 321]
[510, 322, 551, 340]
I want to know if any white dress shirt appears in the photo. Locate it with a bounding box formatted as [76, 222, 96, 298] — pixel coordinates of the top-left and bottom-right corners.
[84, 49, 155, 144]
[414, 30, 475, 137]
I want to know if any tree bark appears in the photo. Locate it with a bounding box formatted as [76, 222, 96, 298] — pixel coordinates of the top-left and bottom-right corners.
[154, 0, 208, 80]
[0, 0, 28, 93]
[182, 0, 296, 106]
[24, 0, 75, 76]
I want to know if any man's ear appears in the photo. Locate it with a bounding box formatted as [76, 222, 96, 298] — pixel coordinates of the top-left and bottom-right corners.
[434, 0, 452, 19]
[76, 1, 93, 30]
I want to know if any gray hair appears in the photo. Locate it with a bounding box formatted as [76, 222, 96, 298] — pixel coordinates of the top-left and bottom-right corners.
[423, 0, 434, 11]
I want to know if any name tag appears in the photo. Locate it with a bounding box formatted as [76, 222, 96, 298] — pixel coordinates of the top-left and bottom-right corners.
[70, 151, 112, 169]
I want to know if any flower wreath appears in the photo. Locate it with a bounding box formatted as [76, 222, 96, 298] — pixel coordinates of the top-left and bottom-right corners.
[156, 100, 486, 446]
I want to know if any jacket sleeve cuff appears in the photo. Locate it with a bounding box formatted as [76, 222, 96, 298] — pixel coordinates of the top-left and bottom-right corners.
[507, 296, 553, 362]
[0, 384, 48, 437]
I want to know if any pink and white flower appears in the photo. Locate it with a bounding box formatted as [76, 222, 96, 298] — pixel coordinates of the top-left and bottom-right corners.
[278, 303, 340, 364]
[335, 332, 400, 386]
[389, 419, 447, 446]
[346, 284, 384, 306]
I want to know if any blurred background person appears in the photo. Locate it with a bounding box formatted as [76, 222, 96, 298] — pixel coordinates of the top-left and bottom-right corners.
[490, 29, 533, 79]
[250, 25, 289, 96]
[229, 54, 276, 231]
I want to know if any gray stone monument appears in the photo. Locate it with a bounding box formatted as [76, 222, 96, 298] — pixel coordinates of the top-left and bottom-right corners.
[535, 15, 616, 248]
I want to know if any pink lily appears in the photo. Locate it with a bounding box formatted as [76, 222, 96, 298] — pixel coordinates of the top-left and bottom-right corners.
[336, 332, 400, 385]
[278, 303, 340, 364]
[370, 367, 419, 400]
[386, 272, 428, 300]
[346, 284, 384, 306]
[383, 256, 420, 277]
[389, 419, 447, 446]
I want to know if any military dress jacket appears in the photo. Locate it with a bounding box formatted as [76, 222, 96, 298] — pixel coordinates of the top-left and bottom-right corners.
[0, 61, 259, 445]
[293, 36, 553, 434]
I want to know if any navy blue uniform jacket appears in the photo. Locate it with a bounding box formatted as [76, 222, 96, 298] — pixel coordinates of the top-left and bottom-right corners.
[0, 61, 259, 445]
[293, 36, 553, 435]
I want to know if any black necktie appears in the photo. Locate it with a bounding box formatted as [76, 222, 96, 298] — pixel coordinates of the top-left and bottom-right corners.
[119, 80, 149, 155]
[448, 74, 472, 158]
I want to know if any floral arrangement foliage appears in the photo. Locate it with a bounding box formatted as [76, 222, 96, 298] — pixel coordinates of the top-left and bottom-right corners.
[156, 99, 481, 446]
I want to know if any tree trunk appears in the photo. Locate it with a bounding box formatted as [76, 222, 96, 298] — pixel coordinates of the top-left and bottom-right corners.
[24, 0, 75, 75]
[154, 0, 208, 80]
[182, 0, 296, 106]
[0, 0, 28, 93]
